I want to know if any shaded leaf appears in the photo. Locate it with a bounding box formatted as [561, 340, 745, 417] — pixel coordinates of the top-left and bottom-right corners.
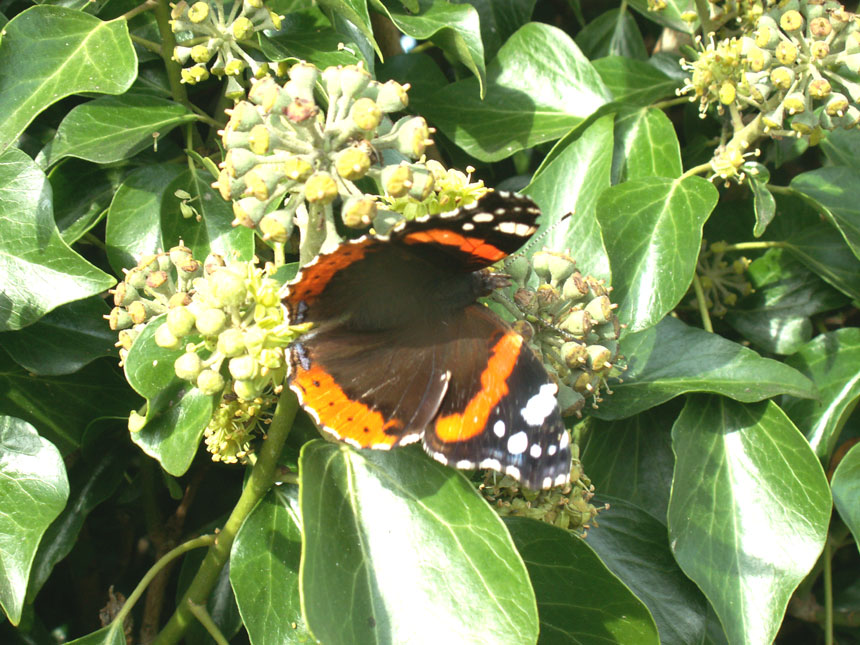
[37, 95, 195, 168]
[527, 114, 613, 282]
[299, 441, 538, 644]
[0, 6, 136, 152]
[786, 222, 860, 300]
[0, 148, 115, 331]
[259, 8, 362, 69]
[0, 416, 69, 625]
[593, 56, 678, 106]
[505, 517, 659, 644]
[791, 167, 860, 261]
[417, 22, 610, 161]
[231, 486, 311, 644]
[595, 317, 816, 420]
[315, 0, 379, 59]
[669, 397, 831, 645]
[627, 0, 697, 33]
[748, 163, 776, 237]
[831, 443, 860, 553]
[0, 297, 115, 375]
[782, 328, 860, 461]
[575, 9, 647, 61]
[596, 175, 718, 332]
[586, 497, 709, 645]
[50, 159, 120, 244]
[820, 127, 860, 167]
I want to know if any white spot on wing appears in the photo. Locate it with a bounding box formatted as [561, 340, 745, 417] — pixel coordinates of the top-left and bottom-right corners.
[505, 465, 521, 480]
[529, 444, 542, 458]
[507, 431, 528, 455]
[542, 476, 552, 488]
[462, 222, 475, 231]
[521, 383, 558, 426]
[559, 431, 570, 450]
[493, 420, 506, 437]
[431, 451, 448, 465]
[548, 445, 557, 456]
[456, 459, 475, 469]
[554, 473, 568, 486]
[472, 213, 494, 223]
[479, 458, 501, 470]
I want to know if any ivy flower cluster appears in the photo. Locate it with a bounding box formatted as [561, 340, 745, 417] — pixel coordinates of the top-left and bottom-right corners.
[693, 240, 753, 317]
[170, 0, 284, 97]
[495, 251, 622, 417]
[678, 0, 860, 179]
[217, 62, 434, 263]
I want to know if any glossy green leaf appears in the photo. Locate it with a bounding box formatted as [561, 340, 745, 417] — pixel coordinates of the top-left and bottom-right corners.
[791, 167, 860, 261]
[0, 297, 114, 375]
[595, 317, 816, 420]
[786, 222, 860, 300]
[378, 52, 449, 108]
[259, 8, 363, 70]
[315, 0, 379, 59]
[0, 148, 115, 331]
[668, 397, 831, 645]
[0, 416, 69, 625]
[417, 22, 610, 161]
[381, 0, 485, 97]
[0, 6, 136, 153]
[527, 115, 613, 282]
[831, 443, 860, 553]
[612, 108, 682, 183]
[726, 248, 848, 355]
[585, 498, 709, 645]
[580, 408, 678, 521]
[50, 159, 120, 244]
[124, 317, 214, 476]
[105, 163, 186, 274]
[37, 95, 195, 168]
[459, 0, 534, 62]
[819, 127, 860, 167]
[299, 441, 538, 645]
[781, 328, 860, 461]
[505, 517, 659, 644]
[0, 349, 134, 456]
[627, 0, 697, 33]
[26, 449, 126, 601]
[592, 57, 678, 106]
[64, 625, 125, 645]
[596, 176, 718, 332]
[161, 170, 255, 263]
[575, 8, 647, 60]
[231, 485, 311, 644]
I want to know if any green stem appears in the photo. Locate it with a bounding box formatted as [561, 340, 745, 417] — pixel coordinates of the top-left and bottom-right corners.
[131, 34, 162, 55]
[152, 0, 191, 110]
[680, 162, 713, 180]
[724, 240, 785, 252]
[151, 393, 300, 644]
[691, 273, 713, 333]
[121, 0, 158, 21]
[188, 601, 231, 645]
[766, 184, 793, 195]
[824, 538, 833, 645]
[114, 535, 215, 628]
[651, 96, 690, 111]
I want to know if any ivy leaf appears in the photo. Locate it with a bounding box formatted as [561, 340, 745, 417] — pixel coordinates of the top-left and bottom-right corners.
[596, 175, 718, 333]
[791, 167, 860, 261]
[0, 297, 115, 375]
[585, 497, 709, 645]
[781, 328, 860, 461]
[527, 114, 613, 282]
[124, 317, 214, 476]
[612, 107, 682, 183]
[418, 22, 610, 161]
[593, 56, 678, 106]
[505, 518, 660, 644]
[259, 8, 362, 69]
[0, 6, 137, 153]
[380, 0, 485, 97]
[627, 0, 697, 33]
[596, 317, 816, 420]
[231, 486, 311, 644]
[747, 163, 776, 237]
[819, 127, 860, 167]
[831, 443, 860, 553]
[299, 441, 538, 644]
[105, 164, 187, 273]
[37, 95, 196, 168]
[0, 148, 115, 331]
[669, 397, 831, 645]
[786, 222, 860, 300]
[50, 159, 121, 244]
[315, 0, 380, 59]
[581, 407, 679, 521]
[0, 416, 69, 625]
[575, 8, 648, 60]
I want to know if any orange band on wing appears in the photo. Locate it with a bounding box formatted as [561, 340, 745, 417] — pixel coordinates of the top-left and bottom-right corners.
[285, 240, 373, 305]
[402, 230, 506, 263]
[433, 331, 522, 442]
[291, 362, 402, 447]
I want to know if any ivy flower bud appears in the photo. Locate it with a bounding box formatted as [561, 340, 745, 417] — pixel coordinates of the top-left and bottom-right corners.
[188, 1, 209, 23]
[719, 82, 736, 105]
[210, 268, 247, 308]
[350, 97, 382, 131]
[225, 59, 245, 77]
[809, 78, 832, 100]
[229, 355, 259, 380]
[395, 117, 431, 158]
[174, 352, 203, 381]
[340, 64, 372, 100]
[382, 164, 413, 198]
[248, 124, 270, 154]
[810, 41, 830, 59]
[167, 305, 196, 337]
[283, 156, 313, 181]
[779, 10, 803, 33]
[216, 170, 244, 201]
[286, 98, 318, 122]
[232, 17, 255, 40]
[155, 324, 182, 349]
[197, 369, 226, 395]
[809, 16, 832, 38]
[559, 309, 592, 336]
[259, 210, 294, 244]
[790, 110, 818, 135]
[755, 20, 780, 48]
[191, 44, 213, 64]
[775, 41, 799, 65]
[288, 62, 319, 102]
[225, 148, 257, 177]
[825, 93, 849, 116]
[341, 196, 376, 228]
[233, 378, 264, 400]
[407, 166, 434, 201]
[113, 281, 139, 307]
[218, 328, 246, 357]
[195, 308, 228, 336]
[585, 296, 613, 324]
[335, 147, 371, 180]
[561, 341, 588, 368]
[232, 197, 266, 227]
[304, 172, 338, 204]
[783, 92, 807, 114]
[108, 307, 133, 330]
[769, 66, 795, 90]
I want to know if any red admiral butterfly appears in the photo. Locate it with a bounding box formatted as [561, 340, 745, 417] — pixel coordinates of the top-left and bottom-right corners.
[283, 191, 571, 489]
